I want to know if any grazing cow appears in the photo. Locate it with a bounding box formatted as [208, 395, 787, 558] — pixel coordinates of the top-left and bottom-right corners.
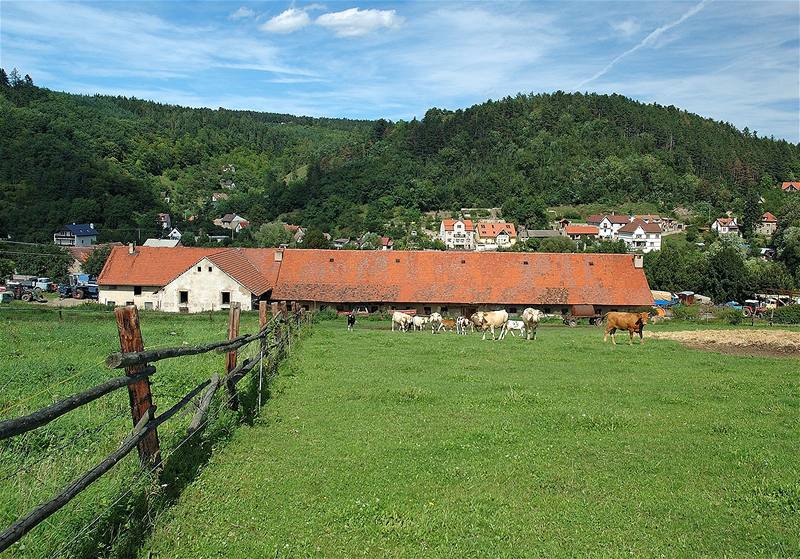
[412, 315, 430, 331]
[429, 312, 443, 333]
[347, 313, 356, 331]
[471, 310, 509, 341]
[439, 318, 456, 332]
[500, 319, 526, 339]
[521, 307, 544, 341]
[603, 312, 649, 345]
[391, 311, 413, 332]
[456, 316, 472, 335]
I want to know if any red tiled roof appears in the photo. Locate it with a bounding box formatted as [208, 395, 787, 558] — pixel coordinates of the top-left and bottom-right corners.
[565, 225, 599, 235]
[284, 224, 301, 233]
[476, 222, 517, 238]
[272, 250, 653, 306]
[619, 219, 661, 234]
[207, 249, 277, 296]
[715, 217, 738, 228]
[587, 214, 630, 225]
[441, 219, 474, 231]
[606, 214, 632, 224]
[586, 214, 605, 225]
[782, 181, 800, 191]
[762, 212, 777, 222]
[380, 236, 393, 247]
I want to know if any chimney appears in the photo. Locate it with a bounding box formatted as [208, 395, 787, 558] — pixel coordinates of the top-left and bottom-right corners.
[633, 254, 644, 269]
[128, 243, 135, 255]
[274, 248, 284, 262]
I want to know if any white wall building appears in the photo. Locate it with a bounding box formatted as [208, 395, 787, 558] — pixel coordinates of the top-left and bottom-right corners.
[586, 214, 631, 239]
[617, 219, 662, 253]
[439, 219, 475, 250]
[711, 217, 741, 237]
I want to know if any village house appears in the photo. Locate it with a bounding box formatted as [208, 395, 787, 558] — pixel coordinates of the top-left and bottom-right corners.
[439, 219, 475, 250]
[474, 221, 517, 250]
[781, 181, 799, 192]
[617, 219, 662, 253]
[757, 212, 778, 236]
[98, 247, 654, 317]
[517, 227, 561, 242]
[215, 213, 250, 232]
[142, 238, 181, 248]
[167, 228, 182, 240]
[379, 236, 394, 250]
[54, 223, 98, 247]
[283, 224, 305, 245]
[586, 214, 631, 239]
[711, 217, 741, 237]
[157, 213, 171, 230]
[564, 224, 599, 240]
[211, 192, 229, 203]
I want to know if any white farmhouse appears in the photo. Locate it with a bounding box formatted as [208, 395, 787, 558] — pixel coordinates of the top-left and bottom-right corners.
[439, 219, 475, 250]
[54, 223, 98, 247]
[586, 214, 630, 239]
[617, 219, 662, 253]
[98, 245, 281, 312]
[711, 217, 741, 237]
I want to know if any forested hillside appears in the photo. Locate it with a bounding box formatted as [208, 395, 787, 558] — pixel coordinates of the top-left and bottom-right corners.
[1, 69, 798, 243]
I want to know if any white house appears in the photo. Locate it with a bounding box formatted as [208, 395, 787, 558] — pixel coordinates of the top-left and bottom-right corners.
[98, 246, 281, 312]
[586, 214, 631, 239]
[757, 212, 778, 236]
[439, 219, 475, 250]
[617, 219, 662, 253]
[215, 213, 250, 233]
[712, 217, 741, 237]
[54, 223, 98, 247]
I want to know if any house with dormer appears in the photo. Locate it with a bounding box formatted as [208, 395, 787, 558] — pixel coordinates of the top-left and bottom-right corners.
[439, 219, 475, 250]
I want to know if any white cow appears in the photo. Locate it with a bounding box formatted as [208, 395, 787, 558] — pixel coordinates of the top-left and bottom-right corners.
[471, 310, 509, 341]
[500, 319, 526, 339]
[456, 316, 472, 335]
[411, 315, 430, 331]
[521, 307, 544, 340]
[391, 311, 413, 332]
[429, 312, 443, 333]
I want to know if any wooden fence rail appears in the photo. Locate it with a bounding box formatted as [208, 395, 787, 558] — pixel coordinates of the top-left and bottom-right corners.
[0, 301, 307, 554]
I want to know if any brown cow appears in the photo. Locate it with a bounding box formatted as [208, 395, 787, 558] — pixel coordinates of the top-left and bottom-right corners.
[438, 318, 456, 332]
[603, 312, 649, 345]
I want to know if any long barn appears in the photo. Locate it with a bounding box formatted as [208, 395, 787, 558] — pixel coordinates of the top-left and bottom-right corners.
[98, 246, 654, 315]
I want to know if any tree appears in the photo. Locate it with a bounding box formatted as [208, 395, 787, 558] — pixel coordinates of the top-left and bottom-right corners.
[0, 257, 15, 279]
[740, 185, 761, 238]
[703, 246, 748, 303]
[253, 222, 291, 248]
[0, 68, 9, 88]
[537, 236, 577, 253]
[83, 245, 112, 276]
[303, 228, 330, 249]
[8, 68, 21, 87]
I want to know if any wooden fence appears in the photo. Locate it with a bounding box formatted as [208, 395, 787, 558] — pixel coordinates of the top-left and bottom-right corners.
[0, 300, 309, 553]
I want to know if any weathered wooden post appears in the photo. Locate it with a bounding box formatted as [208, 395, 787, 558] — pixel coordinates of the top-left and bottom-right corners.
[225, 302, 241, 410]
[270, 301, 279, 320]
[114, 305, 160, 466]
[258, 301, 268, 408]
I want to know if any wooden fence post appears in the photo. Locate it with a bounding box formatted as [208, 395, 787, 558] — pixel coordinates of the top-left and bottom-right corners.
[225, 302, 241, 410]
[114, 305, 160, 466]
[258, 301, 267, 408]
[270, 301, 279, 320]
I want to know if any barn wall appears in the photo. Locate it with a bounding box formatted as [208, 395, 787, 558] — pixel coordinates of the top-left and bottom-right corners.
[99, 285, 161, 309]
[161, 258, 253, 313]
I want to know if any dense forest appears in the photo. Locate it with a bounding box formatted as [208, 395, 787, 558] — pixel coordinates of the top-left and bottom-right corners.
[1, 68, 799, 245]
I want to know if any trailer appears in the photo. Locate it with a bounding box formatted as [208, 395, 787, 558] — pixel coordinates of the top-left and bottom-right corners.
[562, 304, 604, 327]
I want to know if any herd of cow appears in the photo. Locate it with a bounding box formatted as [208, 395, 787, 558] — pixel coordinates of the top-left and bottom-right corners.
[348, 309, 650, 345]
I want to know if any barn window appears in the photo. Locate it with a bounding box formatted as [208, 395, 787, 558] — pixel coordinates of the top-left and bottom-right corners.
[523, 261, 529, 265]
[144, 302, 153, 310]
[509, 307, 518, 314]
[125, 301, 134, 306]
[441, 306, 448, 313]
[179, 291, 188, 304]
[329, 258, 334, 262]
[544, 307, 551, 314]
[134, 286, 142, 296]
[589, 261, 595, 266]
[221, 292, 231, 305]
[197, 266, 201, 272]
[395, 258, 400, 263]
[461, 259, 466, 264]
[424, 306, 431, 314]
[208, 266, 213, 272]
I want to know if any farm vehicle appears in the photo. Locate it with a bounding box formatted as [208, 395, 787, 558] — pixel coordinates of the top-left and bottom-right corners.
[58, 274, 99, 300]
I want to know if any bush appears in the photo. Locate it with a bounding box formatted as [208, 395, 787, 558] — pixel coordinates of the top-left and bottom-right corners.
[772, 305, 800, 324]
[314, 308, 339, 322]
[716, 307, 743, 325]
[671, 304, 699, 320]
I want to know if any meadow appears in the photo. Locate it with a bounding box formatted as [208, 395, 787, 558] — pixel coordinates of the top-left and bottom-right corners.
[139, 318, 798, 558]
[0, 304, 267, 558]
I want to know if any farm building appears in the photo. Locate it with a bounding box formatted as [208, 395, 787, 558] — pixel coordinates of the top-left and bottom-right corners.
[99, 246, 653, 315]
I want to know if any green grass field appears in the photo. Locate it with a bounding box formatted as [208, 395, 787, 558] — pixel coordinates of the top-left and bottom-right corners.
[0, 305, 267, 559]
[137, 319, 798, 558]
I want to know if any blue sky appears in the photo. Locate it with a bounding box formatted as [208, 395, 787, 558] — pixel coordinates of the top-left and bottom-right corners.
[1, 1, 798, 141]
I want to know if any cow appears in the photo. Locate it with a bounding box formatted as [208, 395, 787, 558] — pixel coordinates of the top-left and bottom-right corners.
[521, 307, 544, 341]
[499, 319, 526, 339]
[391, 311, 413, 332]
[471, 310, 509, 341]
[429, 312, 443, 333]
[603, 311, 650, 345]
[412, 315, 430, 331]
[439, 318, 456, 332]
[347, 312, 356, 331]
[456, 316, 472, 335]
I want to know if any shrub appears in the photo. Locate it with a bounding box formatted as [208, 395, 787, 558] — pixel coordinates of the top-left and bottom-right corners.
[772, 305, 800, 324]
[314, 308, 339, 322]
[671, 304, 699, 320]
[716, 307, 743, 325]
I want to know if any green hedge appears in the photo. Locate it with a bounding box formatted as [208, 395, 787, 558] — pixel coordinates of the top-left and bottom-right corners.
[772, 305, 800, 324]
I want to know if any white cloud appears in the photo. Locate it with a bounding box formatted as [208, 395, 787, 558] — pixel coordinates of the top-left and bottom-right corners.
[229, 6, 255, 20]
[315, 8, 403, 37]
[260, 8, 311, 33]
[611, 17, 640, 37]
